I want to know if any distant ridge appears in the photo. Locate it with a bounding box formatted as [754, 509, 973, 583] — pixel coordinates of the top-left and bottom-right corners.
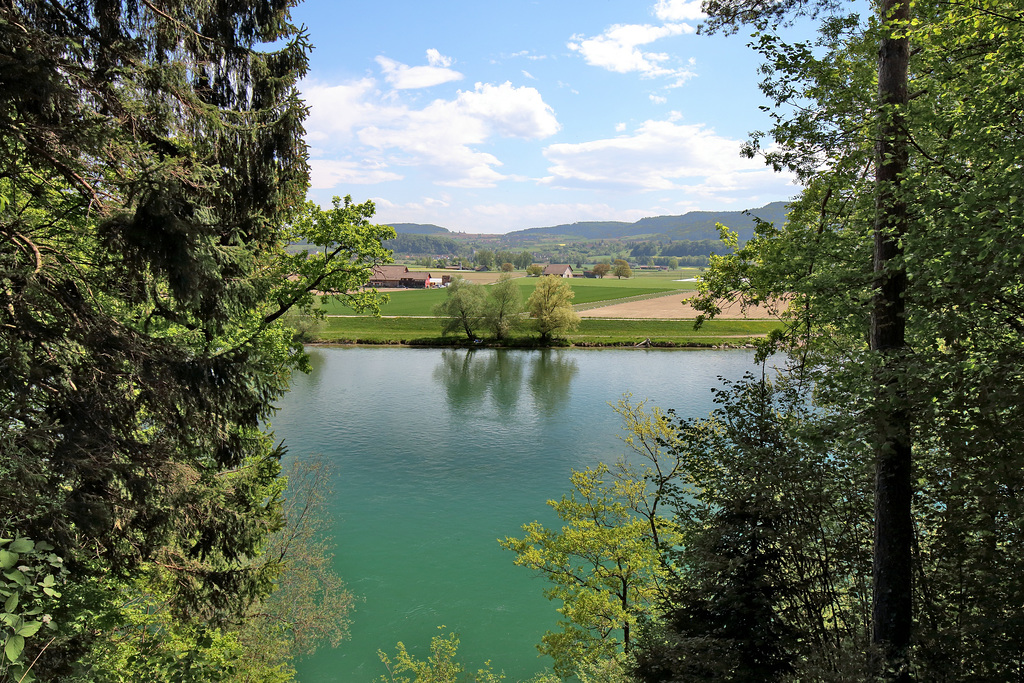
[500, 201, 790, 242]
[380, 201, 791, 241]
[389, 223, 451, 235]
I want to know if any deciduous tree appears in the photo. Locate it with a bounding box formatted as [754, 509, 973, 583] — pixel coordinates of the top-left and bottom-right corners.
[690, 0, 1024, 679]
[526, 276, 580, 342]
[501, 398, 685, 677]
[483, 273, 523, 340]
[515, 251, 534, 269]
[434, 277, 486, 340]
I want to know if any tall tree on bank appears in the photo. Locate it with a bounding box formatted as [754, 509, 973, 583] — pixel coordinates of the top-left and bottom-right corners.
[698, 0, 912, 676]
[0, 0, 392, 676]
[869, 0, 911, 676]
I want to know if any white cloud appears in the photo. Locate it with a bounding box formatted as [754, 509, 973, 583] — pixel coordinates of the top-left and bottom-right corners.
[302, 78, 381, 144]
[456, 82, 561, 139]
[653, 0, 706, 22]
[650, 94, 667, 104]
[541, 117, 798, 202]
[426, 48, 453, 67]
[615, 122, 627, 132]
[522, 70, 536, 80]
[375, 53, 463, 90]
[568, 22, 694, 78]
[301, 77, 560, 191]
[309, 159, 403, 189]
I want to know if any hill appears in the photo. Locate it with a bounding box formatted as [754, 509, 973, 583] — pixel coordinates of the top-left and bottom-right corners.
[389, 222, 451, 235]
[500, 201, 789, 243]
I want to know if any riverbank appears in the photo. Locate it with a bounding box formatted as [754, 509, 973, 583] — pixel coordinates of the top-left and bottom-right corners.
[299, 316, 780, 348]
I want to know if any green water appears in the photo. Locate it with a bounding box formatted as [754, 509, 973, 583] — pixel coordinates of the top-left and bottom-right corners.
[271, 347, 760, 681]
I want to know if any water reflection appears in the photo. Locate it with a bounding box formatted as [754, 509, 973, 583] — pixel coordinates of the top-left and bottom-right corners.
[432, 349, 579, 416]
[528, 350, 579, 414]
[433, 349, 524, 415]
[300, 347, 329, 387]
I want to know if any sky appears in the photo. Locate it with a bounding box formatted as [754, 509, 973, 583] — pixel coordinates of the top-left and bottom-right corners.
[290, 0, 803, 233]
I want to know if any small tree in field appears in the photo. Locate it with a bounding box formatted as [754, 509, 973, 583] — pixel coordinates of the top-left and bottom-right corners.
[526, 264, 544, 277]
[613, 259, 632, 279]
[526, 275, 580, 342]
[434, 277, 485, 340]
[501, 262, 514, 273]
[592, 262, 611, 278]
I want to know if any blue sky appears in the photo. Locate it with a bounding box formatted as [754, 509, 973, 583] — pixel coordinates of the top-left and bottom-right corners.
[291, 0, 802, 233]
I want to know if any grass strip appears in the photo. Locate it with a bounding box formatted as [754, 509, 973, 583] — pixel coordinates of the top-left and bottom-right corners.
[306, 315, 780, 348]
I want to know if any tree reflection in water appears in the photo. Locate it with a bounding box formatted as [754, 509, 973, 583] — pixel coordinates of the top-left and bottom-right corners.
[432, 349, 579, 417]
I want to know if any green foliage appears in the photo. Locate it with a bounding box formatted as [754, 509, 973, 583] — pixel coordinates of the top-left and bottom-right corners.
[69, 458, 352, 683]
[385, 234, 463, 258]
[0, 537, 65, 683]
[612, 260, 632, 279]
[591, 263, 611, 278]
[526, 264, 544, 277]
[233, 457, 354, 675]
[681, 0, 1024, 679]
[378, 628, 504, 683]
[312, 315, 777, 346]
[434, 277, 487, 340]
[281, 197, 396, 321]
[482, 274, 524, 340]
[474, 249, 495, 270]
[633, 376, 872, 682]
[501, 398, 685, 677]
[525, 276, 580, 342]
[0, 1, 385, 677]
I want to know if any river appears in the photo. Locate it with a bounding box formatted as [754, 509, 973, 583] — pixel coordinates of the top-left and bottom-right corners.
[270, 346, 763, 681]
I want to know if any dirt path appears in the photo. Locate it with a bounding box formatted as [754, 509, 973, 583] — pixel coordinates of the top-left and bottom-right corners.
[578, 290, 781, 320]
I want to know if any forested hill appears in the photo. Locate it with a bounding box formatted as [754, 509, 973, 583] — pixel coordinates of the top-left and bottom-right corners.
[500, 201, 790, 242]
[390, 222, 451, 235]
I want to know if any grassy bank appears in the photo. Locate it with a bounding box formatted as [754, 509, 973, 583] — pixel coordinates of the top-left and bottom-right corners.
[301, 315, 780, 348]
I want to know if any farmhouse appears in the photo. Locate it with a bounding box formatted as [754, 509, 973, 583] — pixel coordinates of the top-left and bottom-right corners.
[542, 264, 574, 278]
[368, 265, 447, 288]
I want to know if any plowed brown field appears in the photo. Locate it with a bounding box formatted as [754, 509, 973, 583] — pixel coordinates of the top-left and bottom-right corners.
[579, 290, 780, 320]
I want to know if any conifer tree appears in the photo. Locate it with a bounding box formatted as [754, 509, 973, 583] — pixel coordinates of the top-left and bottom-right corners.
[0, 1, 392, 674]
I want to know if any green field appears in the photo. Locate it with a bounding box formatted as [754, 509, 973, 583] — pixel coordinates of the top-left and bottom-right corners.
[318, 271, 700, 317]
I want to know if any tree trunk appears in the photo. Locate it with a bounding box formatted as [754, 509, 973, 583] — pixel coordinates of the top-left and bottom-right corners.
[871, 0, 912, 679]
